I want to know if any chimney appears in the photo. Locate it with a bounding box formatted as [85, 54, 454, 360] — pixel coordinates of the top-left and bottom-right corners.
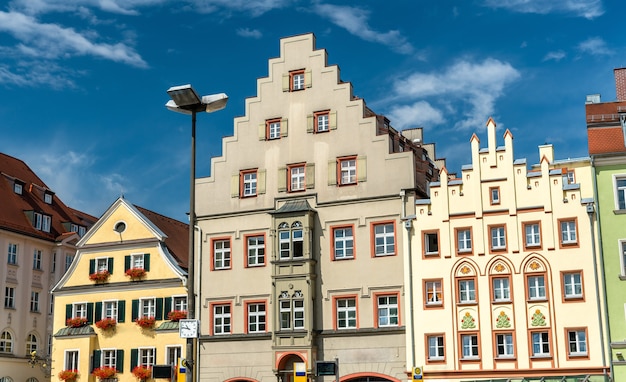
[615, 67, 626, 101]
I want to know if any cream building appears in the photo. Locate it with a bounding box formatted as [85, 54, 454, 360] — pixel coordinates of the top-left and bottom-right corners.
[194, 33, 441, 382]
[407, 118, 609, 381]
[50, 197, 188, 382]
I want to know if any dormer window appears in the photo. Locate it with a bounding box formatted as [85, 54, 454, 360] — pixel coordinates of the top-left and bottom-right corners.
[42, 215, 51, 233]
[44, 192, 53, 204]
[14, 181, 23, 194]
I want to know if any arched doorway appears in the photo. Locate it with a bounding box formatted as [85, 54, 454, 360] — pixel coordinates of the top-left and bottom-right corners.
[276, 353, 307, 382]
[342, 372, 399, 382]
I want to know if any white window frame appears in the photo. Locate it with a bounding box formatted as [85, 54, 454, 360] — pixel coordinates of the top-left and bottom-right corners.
[138, 347, 155, 367]
[33, 249, 42, 270]
[166, 345, 182, 366]
[213, 304, 231, 335]
[73, 302, 87, 318]
[496, 333, 514, 358]
[247, 302, 266, 333]
[247, 235, 265, 267]
[268, 120, 281, 139]
[278, 222, 303, 259]
[0, 330, 13, 353]
[140, 298, 156, 318]
[457, 229, 472, 252]
[339, 158, 356, 185]
[492, 277, 510, 302]
[461, 334, 479, 359]
[103, 300, 118, 320]
[614, 175, 626, 210]
[336, 298, 357, 329]
[30, 291, 40, 312]
[458, 279, 476, 303]
[65, 253, 74, 272]
[44, 193, 53, 204]
[26, 333, 38, 354]
[527, 275, 546, 300]
[620, 240, 626, 277]
[7, 243, 17, 265]
[213, 239, 231, 270]
[567, 329, 587, 356]
[377, 295, 399, 327]
[96, 257, 109, 272]
[42, 215, 51, 233]
[333, 226, 354, 259]
[316, 112, 329, 132]
[290, 165, 306, 191]
[243, 171, 257, 197]
[424, 232, 439, 255]
[374, 223, 395, 256]
[490, 187, 500, 204]
[4, 287, 15, 308]
[532, 331, 550, 357]
[292, 72, 304, 91]
[563, 272, 583, 299]
[279, 291, 305, 330]
[102, 348, 117, 368]
[425, 281, 443, 306]
[560, 220, 577, 244]
[173, 296, 187, 312]
[525, 223, 541, 247]
[491, 226, 506, 250]
[65, 349, 80, 370]
[130, 253, 145, 269]
[428, 335, 445, 360]
[34, 212, 42, 230]
[14, 182, 22, 194]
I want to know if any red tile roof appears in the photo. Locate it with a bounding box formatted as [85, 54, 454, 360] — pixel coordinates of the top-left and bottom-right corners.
[135, 205, 189, 269]
[0, 152, 97, 241]
[587, 127, 626, 154]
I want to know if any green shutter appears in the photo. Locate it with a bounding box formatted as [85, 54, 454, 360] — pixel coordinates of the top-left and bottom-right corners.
[144, 254, 150, 271]
[258, 170, 266, 195]
[116, 349, 124, 372]
[130, 349, 138, 370]
[277, 167, 287, 192]
[156, 298, 164, 320]
[357, 156, 367, 182]
[95, 302, 102, 321]
[305, 163, 315, 189]
[93, 350, 101, 371]
[87, 302, 94, 324]
[131, 299, 139, 321]
[125, 255, 131, 272]
[164, 297, 172, 315]
[280, 118, 288, 137]
[307, 114, 314, 133]
[65, 304, 72, 320]
[89, 259, 95, 275]
[231, 174, 240, 198]
[118, 300, 126, 323]
[108, 257, 114, 274]
[328, 160, 337, 186]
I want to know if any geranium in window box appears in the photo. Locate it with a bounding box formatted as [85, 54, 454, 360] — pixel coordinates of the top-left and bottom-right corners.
[92, 367, 118, 379]
[58, 369, 79, 382]
[132, 366, 152, 380]
[66, 317, 88, 328]
[167, 310, 187, 322]
[135, 316, 156, 328]
[95, 317, 117, 330]
[125, 268, 146, 279]
[89, 270, 110, 282]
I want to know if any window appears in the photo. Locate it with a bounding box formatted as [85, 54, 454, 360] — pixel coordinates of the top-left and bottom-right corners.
[4, 287, 15, 308]
[495, 333, 515, 358]
[279, 290, 305, 330]
[52, 252, 56, 273]
[490, 187, 500, 204]
[524, 222, 541, 248]
[65, 350, 79, 370]
[0, 331, 13, 353]
[289, 164, 306, 192]
[130, 253, 145, 269]
[622, 241, 626, 276]
[615, 176, 626, 210]
[65, 253, 74, 271]
[376, 294, 399, 327]
[172, 296, 187, 312]
[423, 231, 439, 256]
[14, 182, 23, 194]
[290, 70, 305, 91]
[26, 333, 38, 354]
[33, 249, 42, 270]
[267, 118, 281, 140]
[102, 349, 117, 368]
[425, 280, 443, 306]
[560, 219, 577, 245]
[492, 277, 511, 302]
[78, 226, 86, 236]
[212, 239, 231, 270]
[527, 275, 547, 300]
[30, 291, 40, 312]
[567, 329, 588, 356]
[373, 222, 395, 256]
[490, 226, 506, 250]
[246, 235, 265, 267]
[316, 111, 329, 132]
[564, 170, 576, 185]
[339, 157, 357, 185]
[212, 303, 231, 335]
[427, 335, 445, 361]
[44, 192, 53, 204]
[333, 226, 354, 260]
[241, 169, 257, 197]
[42, 215, 51, 233]
[33, 212, 42, 230]
[140, 298, 155, 318]
[103, 301, 118, 320]
[7, 243, 17, 265]
[336, 297, 357, 329]
[458, 278, 476, 303]
[456, 228, 472, 254]
[563, 271, 583, 299]
[138, 348, 155, 367]
[166, 346, 182, 366]
[73, 302, 88, 318]
[461, 334, 479, 359]
[531, 331, 551, 357]
[95, 258, 108, 272]
[247, 302, 266, 333]
[278, 222, 304, 259]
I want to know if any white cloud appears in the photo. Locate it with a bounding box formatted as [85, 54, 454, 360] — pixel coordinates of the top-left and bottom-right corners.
[312, 2, 414, 55]
[388, 58, 520, 130]
[482, 0, 604, 19]
[189, 0, 293, 16]
[543, 50, 566, 61]
[578, 37, 612, 56]
[388, 101, 445, 130]
[237, 27, 263, 39]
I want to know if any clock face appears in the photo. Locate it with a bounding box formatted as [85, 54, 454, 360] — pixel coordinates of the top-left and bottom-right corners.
[179, 319, 198, 338]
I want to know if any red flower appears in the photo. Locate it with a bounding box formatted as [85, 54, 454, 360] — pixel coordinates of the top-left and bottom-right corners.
[66, 317, 87, 328]
[59, 370, 79, 381]
[132, 366, 152, 380]
[167, 310, 187, 321]
[135, 316, 156, 328]
[92, 367, 118, 379]
[89, 270, 110, 282]
[125, 268, 146, 278]
[95, 318, 117, 330]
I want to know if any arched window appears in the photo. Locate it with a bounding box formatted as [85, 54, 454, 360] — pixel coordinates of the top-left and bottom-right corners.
[27, 378, 39, 382]
[0, 377, 15, 382]
[278, 221, 303, 259]
[0, 331, 13, 353]
[26, 333, 38, 354]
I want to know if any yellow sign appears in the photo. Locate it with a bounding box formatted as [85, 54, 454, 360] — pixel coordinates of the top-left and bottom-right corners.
[294, 362, 307, 382]
[177, 358, 185, 382]
[412, 366, 423, 381]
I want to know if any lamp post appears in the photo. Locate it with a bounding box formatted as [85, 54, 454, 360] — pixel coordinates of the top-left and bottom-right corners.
[27, 350, 52, 377]
[166, 84, 228, 382]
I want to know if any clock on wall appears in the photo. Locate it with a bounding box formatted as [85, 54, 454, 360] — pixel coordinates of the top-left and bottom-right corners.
[179, 319, 199, 338]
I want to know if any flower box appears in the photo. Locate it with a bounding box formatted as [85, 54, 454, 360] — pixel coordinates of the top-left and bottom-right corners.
[59, 369, 79, 381]
[92, 367, 118, 379]
[132, 366, 152, 380]
[66, 317, 87, 328]
[167, 310, 187, 321]
[125, 268, 146, 279]
[135, 316, 156, 328]
[89, 270, 110, 282]
[95, 317, 117, 330]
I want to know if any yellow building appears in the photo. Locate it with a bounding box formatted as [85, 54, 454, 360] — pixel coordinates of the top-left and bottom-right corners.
[50, 197, 189, 382]
[407, 118, 609, 381]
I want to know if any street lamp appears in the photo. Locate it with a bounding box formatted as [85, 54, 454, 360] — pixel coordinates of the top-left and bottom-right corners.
[28, 350, 52, 377]
[166, 84, 228, 382]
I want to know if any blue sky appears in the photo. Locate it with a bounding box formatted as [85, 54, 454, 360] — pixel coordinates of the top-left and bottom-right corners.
[0, 0, 623, 221]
